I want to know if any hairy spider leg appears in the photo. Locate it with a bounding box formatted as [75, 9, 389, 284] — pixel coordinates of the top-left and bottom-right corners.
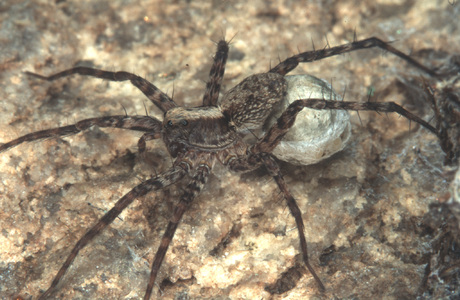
[269, 37, 440, 77]
[0, 115, 162, 153]
[202, 40, 229, 107]
[423, 81, 460, 165]
[38, 166, 188, 299]
[227, 150, 327, 291]
[145, 159, 212, 299]
[25, 67, 177, 112]
[262, 154, 326, 291]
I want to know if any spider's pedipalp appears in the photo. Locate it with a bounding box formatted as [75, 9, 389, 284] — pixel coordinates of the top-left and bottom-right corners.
[138, 131, 162, 155]
[26, 67, 177, 112]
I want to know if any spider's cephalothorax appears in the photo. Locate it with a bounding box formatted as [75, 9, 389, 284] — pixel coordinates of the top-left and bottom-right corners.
[162, 106, 239, 157]
[1, 38, 446, 299]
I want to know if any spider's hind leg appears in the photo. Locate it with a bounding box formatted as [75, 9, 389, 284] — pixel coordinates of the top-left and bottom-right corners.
[254, 98, 437, 154]
[262, 153, 326, 291]
[227, 152, 325, 291]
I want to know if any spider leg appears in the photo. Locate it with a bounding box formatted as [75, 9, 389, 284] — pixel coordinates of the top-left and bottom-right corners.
[423, 81, 460, 165]
[25, 67, 177, 112]
[0, 115, 162, 153]
[254, 99, 438, 153]
[269, 37, 439, 77]
[144, 160, 212, 299]
[202, 40, 229, 107]
[226, 152, 324, 291]
[261, 153, 325, 291]
[37, 165, 187, 300]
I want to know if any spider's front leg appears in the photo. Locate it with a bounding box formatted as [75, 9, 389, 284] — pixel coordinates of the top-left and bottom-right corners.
[202, 40, 229, 107]
[26, 66, 177, 112]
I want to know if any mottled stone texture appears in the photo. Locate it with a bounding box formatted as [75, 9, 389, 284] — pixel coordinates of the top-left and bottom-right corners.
[0, 1, 459, 299]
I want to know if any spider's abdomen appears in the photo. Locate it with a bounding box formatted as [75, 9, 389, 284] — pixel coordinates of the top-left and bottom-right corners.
[162, 106, 237, 157]
[220, 73, 287, 133]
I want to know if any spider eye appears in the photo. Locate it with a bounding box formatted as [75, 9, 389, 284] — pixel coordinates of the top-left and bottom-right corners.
[180, 119, 188, 126]
[166, 120, 173, 127]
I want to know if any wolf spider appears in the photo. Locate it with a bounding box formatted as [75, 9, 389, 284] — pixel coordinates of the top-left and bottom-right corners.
[1, 37, 443, 299]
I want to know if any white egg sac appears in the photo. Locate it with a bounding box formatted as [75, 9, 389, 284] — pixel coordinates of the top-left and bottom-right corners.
[264, 75, 351, 165]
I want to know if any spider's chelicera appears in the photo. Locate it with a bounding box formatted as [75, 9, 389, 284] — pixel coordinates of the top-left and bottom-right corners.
[1, 37, 443, 299]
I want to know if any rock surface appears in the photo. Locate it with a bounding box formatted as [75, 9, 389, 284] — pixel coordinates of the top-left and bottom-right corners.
[0, 1, 459, 299]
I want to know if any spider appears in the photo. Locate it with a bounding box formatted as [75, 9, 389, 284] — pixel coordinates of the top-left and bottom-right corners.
[1, 37, 443, 299]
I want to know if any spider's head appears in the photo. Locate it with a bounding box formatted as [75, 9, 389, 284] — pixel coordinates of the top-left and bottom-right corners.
[162, 106, 237, 157]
